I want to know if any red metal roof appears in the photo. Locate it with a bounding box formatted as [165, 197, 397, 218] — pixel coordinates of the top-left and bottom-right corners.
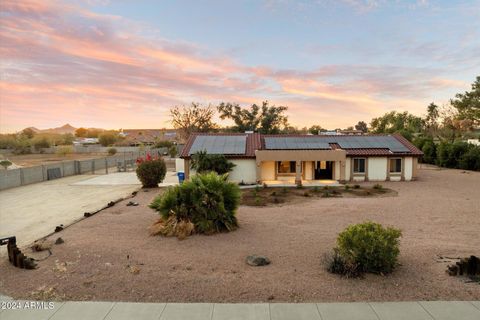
[180, 133, 423, 158]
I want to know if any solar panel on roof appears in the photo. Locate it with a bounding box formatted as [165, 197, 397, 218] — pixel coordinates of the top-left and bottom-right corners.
[264, 137, 331, 150]
[335, 136, 409, 152]
[189, 135, 247, 155]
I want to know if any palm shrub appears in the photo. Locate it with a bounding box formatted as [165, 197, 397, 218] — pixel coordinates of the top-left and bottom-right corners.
[149, 172, 241, 238]
[136, 158, 167, 187]
[335, 221, 402, 274]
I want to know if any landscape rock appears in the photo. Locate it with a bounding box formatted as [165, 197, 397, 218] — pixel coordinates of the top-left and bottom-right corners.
[54, 225, 64, 232]
[32, 239, 53, 252]
[246, 255, 271, 266]
[126, 201, 139, 206]
[55, 237, 64, 245]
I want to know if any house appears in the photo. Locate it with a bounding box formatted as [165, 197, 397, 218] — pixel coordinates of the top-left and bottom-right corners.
[118, 129, 177, 146]
[180, 133, 423, 185]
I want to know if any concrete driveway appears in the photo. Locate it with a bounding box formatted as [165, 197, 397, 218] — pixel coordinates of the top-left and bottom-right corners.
[0, 173, 169, 253]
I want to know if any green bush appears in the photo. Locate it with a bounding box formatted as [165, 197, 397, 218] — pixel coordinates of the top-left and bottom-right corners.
[459, 146, 480, 170]
[325, 249, 361, 278]
[136, 159, 167, 188]
[336, 221, 402, 274]
[190, 151, 236, 175]
[107, 147, 117, 155]
[98, 132, 117, 146]
[373, 184, 383, 190]
[421, 140, 436, 164]
[353, 184, 360, 189]
[0, 160, 12, 170]
[56, 145, 73, 156]
[32, 136, 51, 150]
[149, 172, 241, 237]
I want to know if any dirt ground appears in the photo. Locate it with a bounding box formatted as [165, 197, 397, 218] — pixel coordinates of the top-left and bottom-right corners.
[0, 167, 479, 302]
[0, 153, 111, 167]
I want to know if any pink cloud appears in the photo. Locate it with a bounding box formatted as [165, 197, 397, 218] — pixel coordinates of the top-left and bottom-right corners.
[0, 0, 472, 132]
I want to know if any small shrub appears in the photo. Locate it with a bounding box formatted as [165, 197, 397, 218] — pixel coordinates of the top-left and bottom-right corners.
[168, 145, 177, 158]
[373, 184, 383, 190]
[344, 185, 350, 191]
[321, 191, 331, 198]
[262, 183, 268, 189]
[323, 186, 330, 190]
[353, 184, 360, 189]
[190, 150, 235, 175]
[270, 191, 277, 196]
[336, 221, 402, 274]
[56, 145, 73, 156]
[296, 184, 303, 189]
[273, 197, 280, 204]
[313, 186, 320, 193]
[282, 187, 288, 194]
[303, 191, 311, 197]
[254, 196, 262, 206]
[254, 185, 261, 192]
[325, 249, 361, 278]
[0, 160, 12, 170]
[150, 172, 240, 238]
[136, 159, 167, 188]
[107, 147, 117, 155]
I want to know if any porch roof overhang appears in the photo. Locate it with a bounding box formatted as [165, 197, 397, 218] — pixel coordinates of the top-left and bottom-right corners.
[255, 149, 347, 162]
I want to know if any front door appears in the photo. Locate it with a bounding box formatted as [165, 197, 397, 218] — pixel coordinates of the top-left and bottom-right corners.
[314, 161, 333, 179]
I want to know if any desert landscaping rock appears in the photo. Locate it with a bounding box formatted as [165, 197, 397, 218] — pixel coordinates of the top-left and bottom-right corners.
[246, 255, 271, 266]
[55, 237, 64, 245]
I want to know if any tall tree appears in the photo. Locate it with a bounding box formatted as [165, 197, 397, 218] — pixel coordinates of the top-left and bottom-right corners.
[424, 102, 440, 136]
[170, 103, 217, 141]
[354, 121, 368, 133]
[370, 111, 423, 140]
[75, 127, 88, 137]
[450, 76, 480, 126]
[217, 101, 289, 134]
[307, 125, 326, 135]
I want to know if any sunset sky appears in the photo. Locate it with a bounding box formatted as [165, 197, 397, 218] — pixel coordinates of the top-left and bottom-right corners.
[1, 0, 479, 133]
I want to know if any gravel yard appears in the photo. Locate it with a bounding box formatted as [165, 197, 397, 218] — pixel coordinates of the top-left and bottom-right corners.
[0, 166, 479, 302]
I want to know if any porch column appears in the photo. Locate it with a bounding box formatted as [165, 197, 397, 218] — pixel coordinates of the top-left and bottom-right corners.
[256, 161, 262, 183]
[295, 160, 302, 186]
[339, 160, 346, 183]
[184, 159, 190, 180]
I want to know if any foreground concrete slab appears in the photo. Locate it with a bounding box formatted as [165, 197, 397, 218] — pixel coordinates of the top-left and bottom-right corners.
[160, 303, 213, 320]
[0, 175, 139, 252]
[470, 301, 480, 310]
[72, 171, 179, 187]
[0, 302, 65, 320]
[212, 303, 270, 320]
[105, 302, 166, 320]
[49, 301, 114, 320]
[270, 303, 321, 320]
[370, 302, 432, 320]
[317, 302, 379, 320]
[420, 301, 480, 320]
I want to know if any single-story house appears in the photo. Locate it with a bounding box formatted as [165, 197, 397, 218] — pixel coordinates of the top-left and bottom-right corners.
[180, 133, 423, 184]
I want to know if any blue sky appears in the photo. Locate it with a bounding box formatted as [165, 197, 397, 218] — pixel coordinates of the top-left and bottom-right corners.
[1, 0, 479, 132]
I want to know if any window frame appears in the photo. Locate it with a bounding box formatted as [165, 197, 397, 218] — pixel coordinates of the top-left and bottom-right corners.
[352, 158, 366, 174]
[389, 158, 402, 174]
[276, 161, 301, 175]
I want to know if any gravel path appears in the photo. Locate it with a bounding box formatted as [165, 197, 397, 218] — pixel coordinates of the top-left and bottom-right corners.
[0, 167, 479, 302]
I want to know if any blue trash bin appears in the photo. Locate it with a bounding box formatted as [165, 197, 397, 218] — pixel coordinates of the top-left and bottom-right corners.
[177, 171, 185, 183]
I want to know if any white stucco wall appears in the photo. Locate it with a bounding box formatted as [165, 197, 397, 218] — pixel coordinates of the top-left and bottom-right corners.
[260, 161, 276, 181]
[228, 159, 257, 184]
[404, 157, 413, 181]
[176, 158, 185, 172]
[368, 157, 387, 181]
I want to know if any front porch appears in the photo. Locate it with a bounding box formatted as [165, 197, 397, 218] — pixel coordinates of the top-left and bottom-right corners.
[255, 149, 347, 185]
[262, 179, 343, 187]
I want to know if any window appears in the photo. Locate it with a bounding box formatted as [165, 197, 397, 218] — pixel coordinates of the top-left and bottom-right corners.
[389, 158, 402, 173]
[277, 161, 299, 174]
[353, 158, 366, 174]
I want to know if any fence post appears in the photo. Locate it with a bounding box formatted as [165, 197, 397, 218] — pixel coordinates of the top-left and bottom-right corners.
[91, 159, 95, 174]
[20, 168, 25, 186]
[42, 165, 46, 181]
[105, 158, 108, 174]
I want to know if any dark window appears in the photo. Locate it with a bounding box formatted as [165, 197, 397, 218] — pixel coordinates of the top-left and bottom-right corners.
[390, 158, 402, 173]
[277, 161, 299, 174]
[353, 158, 365, 173]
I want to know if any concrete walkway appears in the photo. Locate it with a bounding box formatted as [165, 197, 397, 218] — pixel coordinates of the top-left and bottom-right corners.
[0, 299, 479, 320]
[72, 171, 179, 187]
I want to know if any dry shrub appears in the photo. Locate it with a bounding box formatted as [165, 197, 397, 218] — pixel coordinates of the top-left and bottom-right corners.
[149, 217, 194, 240]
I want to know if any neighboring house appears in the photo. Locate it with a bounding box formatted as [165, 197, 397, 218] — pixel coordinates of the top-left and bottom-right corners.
[180, 133, 423, 184]
[118, 129, 177, 146]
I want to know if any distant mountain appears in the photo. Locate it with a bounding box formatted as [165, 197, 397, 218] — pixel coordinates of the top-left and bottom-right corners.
[42, 124, 77, 134]
[20, 124, 77, 135]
